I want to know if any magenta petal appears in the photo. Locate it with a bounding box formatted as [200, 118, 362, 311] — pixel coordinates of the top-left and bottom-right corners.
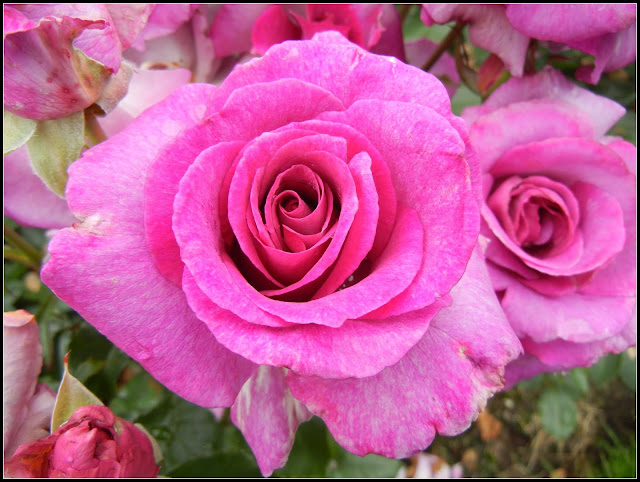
[287, 248, 521, 457]
[231, 366, 311, 477]
[4, 146, 76, 229]
[362, 4, 406, 61]
[42, 85, 258, 407]
[183, 265, 447, 379]
[251, 5, 301, 55]
[321, 100, 478, 316]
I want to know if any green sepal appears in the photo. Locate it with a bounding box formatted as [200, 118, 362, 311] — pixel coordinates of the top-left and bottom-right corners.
[51, 352, 104, 432]
[26, 110, 85, 198]
[3, 109, 37, 155]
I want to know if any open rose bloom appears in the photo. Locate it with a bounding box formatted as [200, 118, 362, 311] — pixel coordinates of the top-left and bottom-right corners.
[42, 32, 521, 475]
[463, 69, 637, 385]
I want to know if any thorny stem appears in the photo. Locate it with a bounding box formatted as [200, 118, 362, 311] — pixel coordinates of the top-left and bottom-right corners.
[4, 224, 42, 265]
[422, 21, 466, 72]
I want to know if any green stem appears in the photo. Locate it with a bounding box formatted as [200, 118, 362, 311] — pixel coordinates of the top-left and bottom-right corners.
[4, 225, 42, 265]
[35, 290, 56, 371]
[422, 21, 466, 72]
[3, 247, 39, 271]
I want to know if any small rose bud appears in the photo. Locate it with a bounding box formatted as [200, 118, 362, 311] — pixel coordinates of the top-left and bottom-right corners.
[4, 405, 160, 478]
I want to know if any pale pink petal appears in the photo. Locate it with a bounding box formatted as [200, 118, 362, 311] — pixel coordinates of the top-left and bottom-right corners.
[3, 146, 76, 229]
[286, 248, 521, 457]
[41, 85, 258, 407]
[100, 67, 192, 137]
[231, 366, 312, 477]
[505, 4, 636, 43]
[500, 280, 635, 344]
[462, 68, 625, 137]
[6, 384, 56, 459]
[3, 311, 43, 459]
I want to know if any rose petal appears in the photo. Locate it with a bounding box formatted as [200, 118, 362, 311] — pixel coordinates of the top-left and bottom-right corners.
[41, 85, 258, 407]
[183, 263, 448, 379]
[231, 366, 312, 477]
[3, 145, 76, 229]
[286, 248, 521, 457]
[3, 311, 43, 459]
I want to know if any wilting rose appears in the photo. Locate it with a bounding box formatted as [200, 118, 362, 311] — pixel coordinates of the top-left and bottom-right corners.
[421, 4, 636, 83]
[4, 405, 159, 478]
[462, 68, 636, 386]
[42, 33, 520, 476]
[3, 4, 152, 120]
[211, 4, 405, 61]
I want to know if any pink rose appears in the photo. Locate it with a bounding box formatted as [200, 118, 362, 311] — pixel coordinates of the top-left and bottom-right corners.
[212, 4, 406, 61]
[4, 405, 160, 478]
[3, 4, 153, 120]
[462, 68, 636, 386]
[421, 4, 637, 83]
[42, 33, 520, 476]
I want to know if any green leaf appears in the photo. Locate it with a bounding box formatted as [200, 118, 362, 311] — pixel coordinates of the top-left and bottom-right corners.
[538, 388, 578, 440]
[553, 368, 589, 399]
[136, 392, 224, 475]
[3, 109, 36, 155]
[26, 110, 85, 198]
[274, 417, 331, 477]
[618, 351, 636, 392]
[589, 354, 619, 387]
[170, 452, 261, 478]
[451, 83, 482, 116]
[51, 354, 104, 432]
[326, 434, 402, 478]
[110, 370, 165, 422]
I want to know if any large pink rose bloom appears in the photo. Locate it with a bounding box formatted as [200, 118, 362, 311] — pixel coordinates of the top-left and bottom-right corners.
[4, 405, 160, 478]
[421, 4, 636, 83]
[212, 4, 406, 61]
[462, 68, 636, 387]
[42, 32, 521, 476]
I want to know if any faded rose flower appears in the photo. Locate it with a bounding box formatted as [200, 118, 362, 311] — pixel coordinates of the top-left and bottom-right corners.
[42, 32, 520, 476]
[4, 405, 160, 478]
[421, 4, 637, 83]
[211, 4, 406, 61]
[3, 4, 153, 120]
[462, 68, 636, 386]
[505, 4, 636, 84]
[3, 310, 56, 461]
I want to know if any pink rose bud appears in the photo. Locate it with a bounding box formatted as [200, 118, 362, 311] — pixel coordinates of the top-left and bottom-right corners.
[4, 405, 160, 478]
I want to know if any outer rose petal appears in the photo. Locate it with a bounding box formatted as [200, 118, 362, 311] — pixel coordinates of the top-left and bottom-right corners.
[287, 248, 522, 458]
[3, 146, 76, 229]
[462, 67, 625, 137]
[3, 311, 43, 459]
[231, 366, 312, 477]
[421, 4, 529, 76]
[41, 85, 258, 407]
[505, 4, 636, 42]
